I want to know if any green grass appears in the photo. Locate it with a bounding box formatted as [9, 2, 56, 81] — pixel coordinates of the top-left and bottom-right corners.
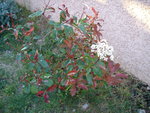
[0, 52, 149, 113]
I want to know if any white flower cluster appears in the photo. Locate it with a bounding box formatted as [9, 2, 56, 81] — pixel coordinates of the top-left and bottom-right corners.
[91, 39, 114, 61]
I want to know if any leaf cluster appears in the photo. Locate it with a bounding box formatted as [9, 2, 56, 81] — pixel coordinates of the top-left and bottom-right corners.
[2, 5, 128, 103]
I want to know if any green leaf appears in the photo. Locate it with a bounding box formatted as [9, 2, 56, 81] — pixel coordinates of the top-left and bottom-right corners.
[97, 61, 105, 67]
[64, 25, 74, 37]
[16, 53, 21, 61]
[60, 48, 66, 54]
[29, 11, 43, 18]
[60, 10, 66, 23]
[77, 60, 85, 70]
[86, 74, 93, 85]
[79, 24, 86, 34]
[62, 59, 71, 68]
[27, 63, 35, 70]
[43, 79, 53, 87]
[16, 25, 23, 29]
[38, 59, 49, 68]
[67, 65, 74, 72]
[30, 85, 38, 94]
[42, 74, 52, 79]
[33, 36, 40, 40]
[21, 45, 29, 51]
[86, 68, 93, 85]
[23, 84, 30, 94]
[48, 20, 55, 25]
[73, 16, 77, 23]
[93, 67, 102, 77]
[51, 30, 57, 39]
[36, 65, 42, 73]
[86, 68, 91, 74]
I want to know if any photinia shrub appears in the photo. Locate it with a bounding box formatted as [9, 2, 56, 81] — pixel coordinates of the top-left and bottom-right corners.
[4, 5, 127, 103]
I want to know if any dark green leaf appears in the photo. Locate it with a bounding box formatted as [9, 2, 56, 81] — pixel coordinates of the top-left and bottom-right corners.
[38, 59, 49, 68]
[86, 74, 93, 85]
[16, 53, 21, 61]
[23, 84, 30, 94]
[64, 25, 74, 37]
[31, 85, 38, 94]
[33, 36, 41, 40]
[43, 79, 53, 87]
[21, 45, 29, 51]
[29, 10, 43, 18]
[28, 63, 35, 70]
[93, 67, 102, 77]
[48, 20, 55, 25]
[79, 24, 87, 34]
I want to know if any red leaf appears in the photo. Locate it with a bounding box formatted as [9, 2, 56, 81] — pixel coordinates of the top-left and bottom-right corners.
[69, 18, 74, 24]
[70, 86, 77, 96]
[113, 63, 120, 72]
[108, 60, 113, 73]
[91, 7, 97, 15]
[36, 91, 44, 97]
[93, 81, 97, 88]
[47, 6, 55, 12]
[62, 4, 65, 8]
[65, 79, 76, 86]
[59, 86, 65, 90]
[45, 59, 50, 63]
[91, 7, 98, 21]
[44, 93, 50, 103]
[87, 15, 93, 20]
[64, 40, 72, 49]
[67, 54, 74, 59]
[116, 73, 128, 78]
[77, 83, 88, 90]
[93, 76, 102, 81]
[105, 76, 122, 85]
[99, 65, 107, 74]
[58, 77, 62, 83]
[34, 50, 38, 61]
[108, 60, 120, 73]
[67, 70, 78, 76]
[37, 78, 42, 85]
[46, 84, 57, 92]
[24, 26, 34, 36]
[65, 7, 70, 17]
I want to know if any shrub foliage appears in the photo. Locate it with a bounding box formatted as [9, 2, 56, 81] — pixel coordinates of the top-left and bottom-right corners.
[1, 5, 127, 103]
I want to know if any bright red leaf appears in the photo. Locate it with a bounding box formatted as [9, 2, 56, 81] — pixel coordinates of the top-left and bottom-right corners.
[46, 84, 57, 92]
[67, 70, 78, 76]
[24, 26, 34, 36]
[59, 86, 65, 90]
[36, 91, 44, 97]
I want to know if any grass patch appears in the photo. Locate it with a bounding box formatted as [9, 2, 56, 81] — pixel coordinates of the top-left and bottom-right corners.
[0, 53, 149, 113]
